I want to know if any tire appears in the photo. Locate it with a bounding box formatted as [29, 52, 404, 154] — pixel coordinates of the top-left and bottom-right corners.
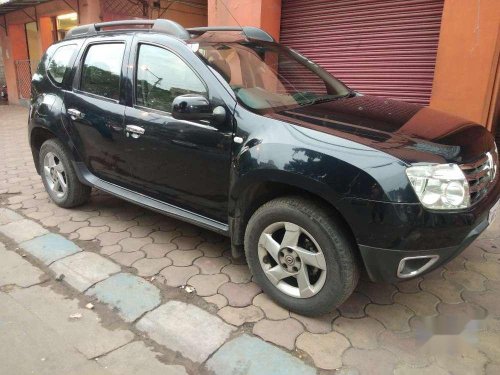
[244, 196, 359, 316]
[39, 139, 91, 208]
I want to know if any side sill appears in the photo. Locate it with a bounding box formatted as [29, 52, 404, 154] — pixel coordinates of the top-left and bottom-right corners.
[73, 161, 230, 236]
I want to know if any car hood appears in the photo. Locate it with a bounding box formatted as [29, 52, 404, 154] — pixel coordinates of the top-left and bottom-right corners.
[268, 94, 494, 165]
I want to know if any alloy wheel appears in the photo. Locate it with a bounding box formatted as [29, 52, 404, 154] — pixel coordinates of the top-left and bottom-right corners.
[257, 221, 327, 298]
[43, 151, 67, 198]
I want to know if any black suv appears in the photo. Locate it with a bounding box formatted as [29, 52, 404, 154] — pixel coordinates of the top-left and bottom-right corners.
[29, 19, 499, 315]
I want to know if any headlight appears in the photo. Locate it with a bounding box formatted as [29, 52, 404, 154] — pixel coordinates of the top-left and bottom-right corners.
[406, 164, 470, 210]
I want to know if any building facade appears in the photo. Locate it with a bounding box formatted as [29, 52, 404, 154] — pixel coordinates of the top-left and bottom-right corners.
[0, 0, 498, 138]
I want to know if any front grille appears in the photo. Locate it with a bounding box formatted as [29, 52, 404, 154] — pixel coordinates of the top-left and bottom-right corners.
[460, 151, 498, 204]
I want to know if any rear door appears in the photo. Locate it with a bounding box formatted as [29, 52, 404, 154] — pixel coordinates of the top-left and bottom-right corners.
[64, 35, 130, 184]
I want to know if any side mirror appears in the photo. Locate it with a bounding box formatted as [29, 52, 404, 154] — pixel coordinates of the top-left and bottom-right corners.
[171, 94, 226, 124]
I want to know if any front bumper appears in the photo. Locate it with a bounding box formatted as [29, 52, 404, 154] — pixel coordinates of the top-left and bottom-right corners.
[358, 218, 488, 282]
[338, 177, 499, 283]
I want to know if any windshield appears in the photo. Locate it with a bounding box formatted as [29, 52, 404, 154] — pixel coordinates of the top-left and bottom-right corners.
[196, 41, 350, 113]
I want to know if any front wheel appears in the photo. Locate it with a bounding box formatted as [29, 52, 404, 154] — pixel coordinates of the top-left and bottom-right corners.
[244, 196, 359, 316]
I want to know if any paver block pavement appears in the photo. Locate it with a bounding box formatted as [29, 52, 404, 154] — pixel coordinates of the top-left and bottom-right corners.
[86, 273, 161, 322]
[99, 341, 187, 375]
[136, 301, 234, 363]
[296, 331, 350, 370]
[19, 233, 82, 264]
[0, 243, 45, 287]
[206, 334, 316, 375]
[8, 285, 134, 359]
[50, 252, 121, 292]
[0, 218, 48, 243]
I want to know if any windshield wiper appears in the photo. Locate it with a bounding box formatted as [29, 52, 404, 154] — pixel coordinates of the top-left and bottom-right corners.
[299, 91, 353, 106]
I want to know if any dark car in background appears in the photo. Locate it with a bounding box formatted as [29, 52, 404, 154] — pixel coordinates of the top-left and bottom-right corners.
[29, 19, 499, 315]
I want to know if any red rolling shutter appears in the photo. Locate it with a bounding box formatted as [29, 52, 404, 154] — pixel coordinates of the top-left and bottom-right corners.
[280, 0, 444, 105]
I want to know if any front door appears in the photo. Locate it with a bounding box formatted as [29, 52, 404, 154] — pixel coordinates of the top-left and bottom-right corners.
[122, 42, 234, 222]
[64, 39, 129, 184]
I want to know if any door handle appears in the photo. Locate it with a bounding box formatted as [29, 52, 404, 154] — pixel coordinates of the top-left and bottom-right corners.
[125, 124, 145, 139]
[67, 108, 84, 120]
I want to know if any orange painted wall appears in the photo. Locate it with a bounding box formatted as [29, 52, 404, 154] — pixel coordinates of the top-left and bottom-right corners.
[39, 17, 55, 51]
[208, 0, 281, 40]
[431, 0, 500, 129]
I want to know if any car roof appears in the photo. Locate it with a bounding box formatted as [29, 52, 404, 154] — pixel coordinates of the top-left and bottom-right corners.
[64, 19, 274, 44]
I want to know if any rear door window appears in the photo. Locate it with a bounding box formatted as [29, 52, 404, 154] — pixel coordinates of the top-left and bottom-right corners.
[80, 43, 125, 100]
[47, 44, 77, 84]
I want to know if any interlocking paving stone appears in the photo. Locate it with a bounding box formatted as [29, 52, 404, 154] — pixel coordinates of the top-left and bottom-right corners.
[50, 252, 120, 292]
[334, 317, 384, 349]
[421, 278, 464, 304]
[356, 281, 397, 304]
[221, 263, 252, 283]
[150, 230, 181, 243]
[218, 305, 264, 326]
[0, 218, 48, 243]
[396, 278, 423, 293]
[253, 318, 304, 350]
[486, 363, 500, 375]
[366, 303, 414, 332]
[393, 291, 440, 316]
[203, 294, 228, 309]
[187, 274, 229, 296]
[466, 260, 500, 281]
[57, 220, 89, 234]
[218, 282, 262, 307]
[193, 256, 230, 274]
[86, 273, 161, 322]
[206, 334, 316, 375]
[119, 236, 152, 252]
[296, 331, 350, 370]
[343, 348, 398, 375]
[445, 269, 487, 291]
[338, 292, 370, 318]
[291, 311, 338, 334]
[100, 244, 122, 256]
[160, 265, 199, 287]
[132, 257, 172, 277]
[136, 301, 234, 363]
[75, 225, 109, 240]
[20, 233, 82, 265]
[394, 364, 449, 375]
[378, 330, 431, 367]
[142, 243, 176, 258]
[110, 250, 145, 266]
[172, 236, 202, 249]
[8, 285, 134, 359]
[97, 231, 131, 246]
[426, 336, 488, 375]
[253, 293, 290, 320]
[198, 241, 226, 258]
[168, 249, 203, 266]
[0, 208, 24, 225]
[0, 243, 45, 287]
[462, 289, 500, 316]
[98, 341, 188, 375]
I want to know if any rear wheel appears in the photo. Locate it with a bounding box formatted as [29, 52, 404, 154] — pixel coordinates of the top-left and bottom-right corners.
[244, 196, 358, 316]
[39, 139, 91, 208]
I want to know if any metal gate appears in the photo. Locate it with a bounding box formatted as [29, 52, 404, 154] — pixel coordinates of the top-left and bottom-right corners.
[15, 59, 31, 100]
[280, 0, 445, 105]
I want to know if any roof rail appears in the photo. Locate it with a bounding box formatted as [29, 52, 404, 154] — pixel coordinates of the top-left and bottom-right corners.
[186, 26, 275, 42]
[65, 19, 190, 40]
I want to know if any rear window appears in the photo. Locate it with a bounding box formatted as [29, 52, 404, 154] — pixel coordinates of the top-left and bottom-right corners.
[80, 43, 125, 100]
[47, 44, 77, 84]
